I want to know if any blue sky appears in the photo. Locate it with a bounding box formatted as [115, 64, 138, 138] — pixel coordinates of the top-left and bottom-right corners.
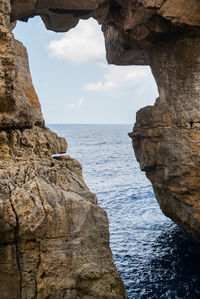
[13, 17, 158, 124]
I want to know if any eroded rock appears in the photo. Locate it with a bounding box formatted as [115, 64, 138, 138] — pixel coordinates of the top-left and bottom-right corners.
[0, 1, 44, 129]
[130, 35, 200, 239]
[1, 0, 200, 297]
[0, 143, 125, 298]
[0, 124, 126, 298]
[0, 1, 126, 298]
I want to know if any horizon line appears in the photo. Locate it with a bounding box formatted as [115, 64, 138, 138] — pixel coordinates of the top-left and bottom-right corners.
[46, 123, 133, 125]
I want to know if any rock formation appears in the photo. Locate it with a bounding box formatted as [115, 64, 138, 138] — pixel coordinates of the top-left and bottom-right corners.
[11, 0, 200, 240]
[0, 127, 126, 298]
[0, 1, 126, 298]
[1, 0, 200, 297]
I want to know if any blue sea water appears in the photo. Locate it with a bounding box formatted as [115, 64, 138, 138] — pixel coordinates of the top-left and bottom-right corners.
[48, 124, 200, 299]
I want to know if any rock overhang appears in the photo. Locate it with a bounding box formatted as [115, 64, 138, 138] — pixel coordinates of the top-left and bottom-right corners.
[10, 0, 200, 66]
[9, 1, 200, 241]
[1, 1, 200, 298]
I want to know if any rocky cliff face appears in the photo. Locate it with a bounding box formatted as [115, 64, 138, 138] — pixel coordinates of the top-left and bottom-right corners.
[1, 0, 200, 297]
[0, 127, 126, 298]
[132, 35, 200, 239]
[0, 1, 43, 129]
[0, 1, 126, 298]
[11, 0, 200, 239]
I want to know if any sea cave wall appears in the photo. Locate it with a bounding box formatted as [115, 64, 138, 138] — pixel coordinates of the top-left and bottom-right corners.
[11, 0, 200, 239]
[1, 0, 200, 298]
[0, 1, 126, 298]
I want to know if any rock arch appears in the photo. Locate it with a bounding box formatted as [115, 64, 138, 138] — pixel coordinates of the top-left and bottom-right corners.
[0, 0, 200, 297]
[11, 0, 200, 239]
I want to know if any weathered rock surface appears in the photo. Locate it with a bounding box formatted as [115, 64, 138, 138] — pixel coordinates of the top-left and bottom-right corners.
[11, 0, 200, 239]
[0, 1, 126, 298]
[0, 126, 125, 298]
[130, 35, 200, 239]
[0, 0, 44, 129]
[1, 0, 200, 297]
[10, 0, 200, 240]
[11, 0, 200, 64]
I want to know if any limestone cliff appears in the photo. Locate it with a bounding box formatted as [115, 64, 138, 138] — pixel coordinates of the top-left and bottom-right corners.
[0, 1, 43, 129]
[1, 0, 200, 297]
[11, 0, 200, 239]
[0, 126, 126, 298]
[0, 1, 126, 298]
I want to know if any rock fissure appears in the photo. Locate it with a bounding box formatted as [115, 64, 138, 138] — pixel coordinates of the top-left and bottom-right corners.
[35, 182, 48, 218]
[34, 239, 42, 298]
[7, 183, 22, 299]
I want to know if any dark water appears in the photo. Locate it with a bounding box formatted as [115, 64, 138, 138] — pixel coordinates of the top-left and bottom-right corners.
[48, 124, 200, 299]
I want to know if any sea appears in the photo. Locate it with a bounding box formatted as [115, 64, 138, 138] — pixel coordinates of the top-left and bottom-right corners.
[48, 124, 200, 299]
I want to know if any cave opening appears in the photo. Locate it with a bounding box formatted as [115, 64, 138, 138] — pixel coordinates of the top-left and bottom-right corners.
[13, 16, 158, 125]
[12, 16, 166, 297]
[4, 1, 200, 297]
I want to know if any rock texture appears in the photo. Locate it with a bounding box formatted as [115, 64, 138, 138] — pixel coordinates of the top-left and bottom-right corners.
[11, 0, 200, 239]
[10, 0, 200, 240]
[0, 1, 43, 129]
[1, 0, 200, 297]
[0, 126, 125, 298]
[131, 35, 200, 239]
[0, 1, 126, 298]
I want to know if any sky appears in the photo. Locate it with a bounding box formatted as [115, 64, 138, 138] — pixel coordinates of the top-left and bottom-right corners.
[13, 17, 158, 125]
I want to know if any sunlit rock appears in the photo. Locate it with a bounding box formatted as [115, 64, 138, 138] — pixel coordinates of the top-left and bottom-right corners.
[0, 1, 126, 298]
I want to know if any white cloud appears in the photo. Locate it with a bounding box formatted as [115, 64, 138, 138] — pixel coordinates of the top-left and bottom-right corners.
[84, 65, 153, 94]
[67, 97, 85, 110]
[48, 18, 105, 63]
